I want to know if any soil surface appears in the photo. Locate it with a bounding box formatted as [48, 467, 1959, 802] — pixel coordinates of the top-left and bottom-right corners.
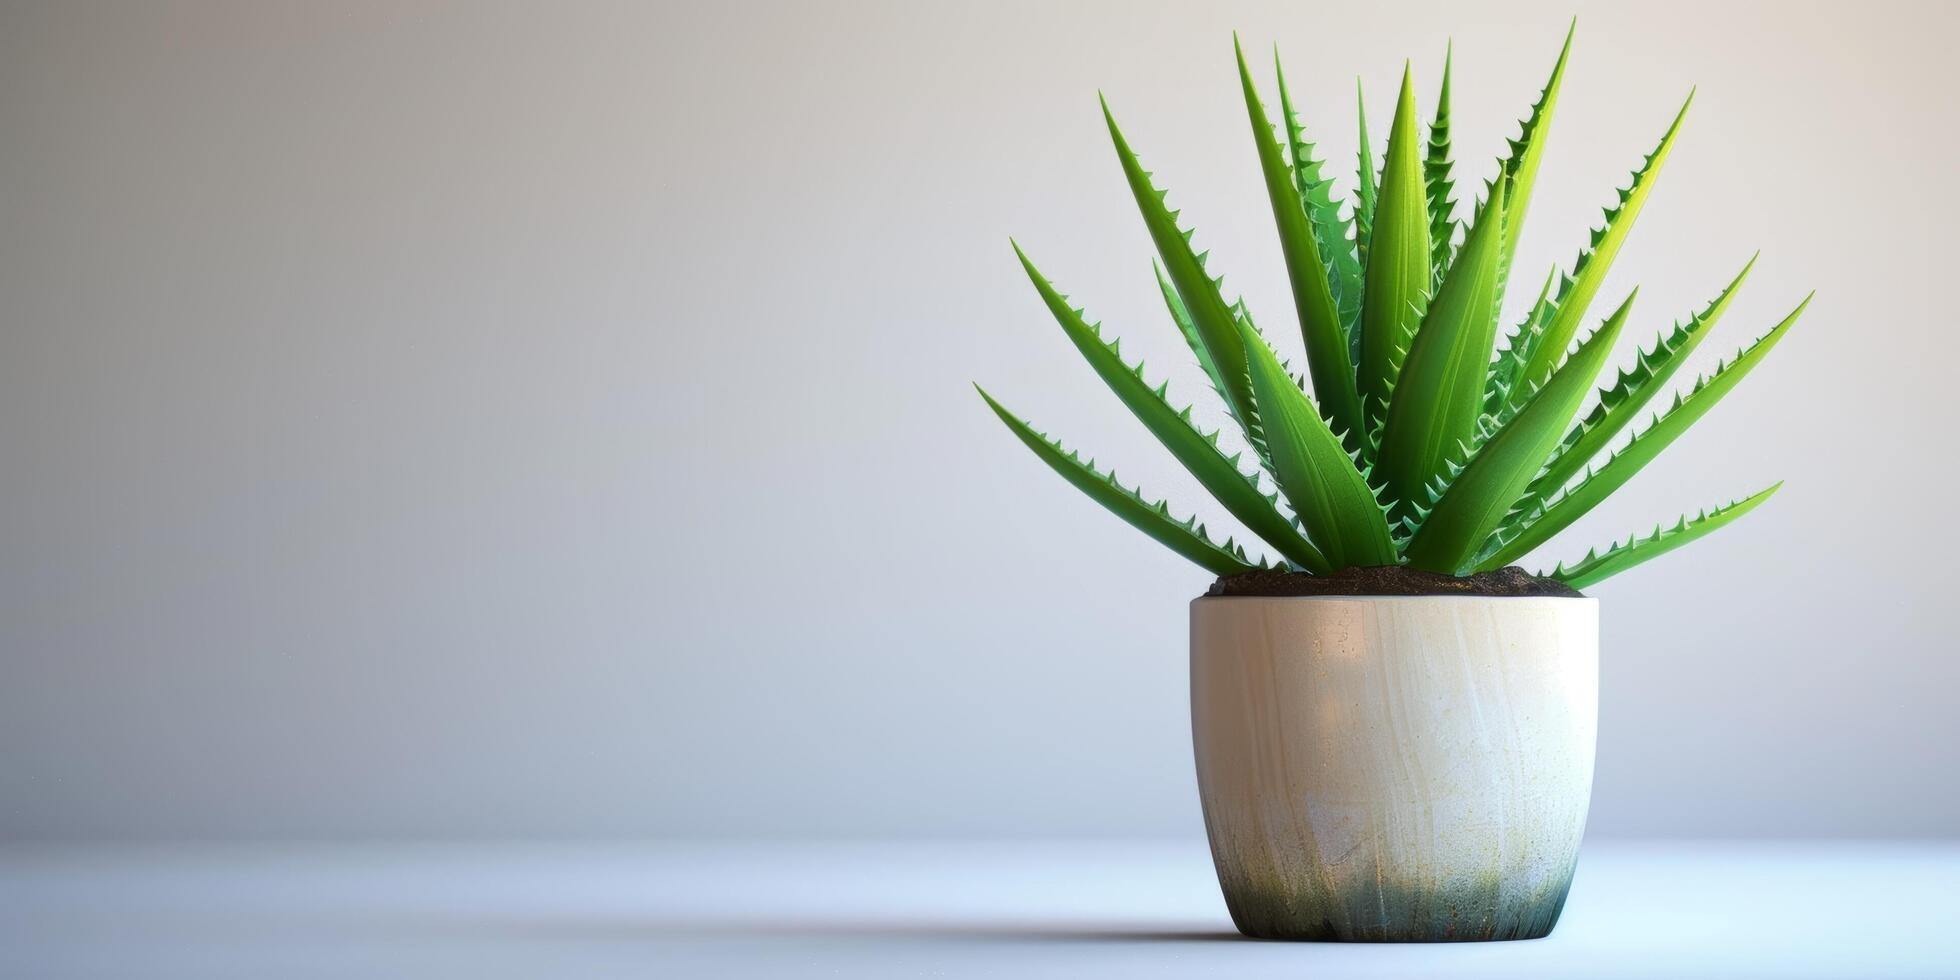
[1206, 565, 1584, 598]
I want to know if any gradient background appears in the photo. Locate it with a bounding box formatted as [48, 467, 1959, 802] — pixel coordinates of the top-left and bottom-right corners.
[2, 0, 1954, 843]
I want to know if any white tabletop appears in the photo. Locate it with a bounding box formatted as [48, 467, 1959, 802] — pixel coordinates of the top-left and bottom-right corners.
[3, 839, 1954, 978]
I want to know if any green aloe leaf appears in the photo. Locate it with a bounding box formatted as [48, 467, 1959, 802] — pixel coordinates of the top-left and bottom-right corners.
[1494, 254, 1757, 539]
[1239, 318, 1399, 568]
[1486, 265, 1559, 411]
[1402, 290, 1634, 574]
[1016, 243, 1331, 572]
[976, 386, 1256, 576]
[1102, 97, 1266, 461]
[984, 37, 1804, 588]
[1475, 293, 1809, 569]
[1358, 65, 1434, 423]
[1548, 483, 1781, 589]
[1153, 260, 1231, 408]
[1494, 21, 1574, 275]
[1236, 38, 1366, 452]
[1275, 52, 1363, 360]
[1508, 92, 1693, 403]
[1423, 43, 1457, 279]
[1354, 80, 1379, 271]
[1379, 178, 1506, 517]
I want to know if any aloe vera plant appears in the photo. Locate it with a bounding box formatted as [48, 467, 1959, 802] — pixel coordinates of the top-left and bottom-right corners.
[979, 26, 1808, 588]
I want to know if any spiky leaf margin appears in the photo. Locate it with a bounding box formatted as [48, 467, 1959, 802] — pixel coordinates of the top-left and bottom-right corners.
[1476, 294, 1808, 569]
[1486, 265, 1559, 413]
[1103, 98, 1269, 464]
[1379, 178, 1506, 518]
[1503, 93, 1693, 404]
[1423, 43, 1458, 280]
[1153, 260, 1230, 409]
[976, 386, 1256, 575]
[1493, 21, 1574, 275]
[1017, 243, 1331, 571]
[1354, 80, 1379, 271]
[1238, 318, 1399, 568]
[1494, 254, 1757, 537]
[1357, 66, 1434, 424]
[1403, 291, 1633, 574]
[1275, 53, 1364, 363]
[1237, 38, 1367, 452]
[1549, 483, 1780, 589]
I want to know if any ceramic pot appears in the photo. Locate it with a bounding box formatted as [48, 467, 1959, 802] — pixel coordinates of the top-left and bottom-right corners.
[1190, 595, 1598, 942]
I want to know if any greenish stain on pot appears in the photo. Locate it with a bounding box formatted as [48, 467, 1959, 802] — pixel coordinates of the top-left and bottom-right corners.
[1215, 858, 1578, 942]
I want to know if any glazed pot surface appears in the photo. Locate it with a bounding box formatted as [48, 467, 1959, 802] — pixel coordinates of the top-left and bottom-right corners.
[1191, 595, 1598, 942]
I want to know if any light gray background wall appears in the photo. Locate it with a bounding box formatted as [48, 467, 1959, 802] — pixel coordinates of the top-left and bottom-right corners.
[3, 0, 1954, 840]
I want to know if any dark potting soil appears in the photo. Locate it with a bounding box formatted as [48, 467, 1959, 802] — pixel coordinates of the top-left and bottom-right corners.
[1205, 565, 1584, 599]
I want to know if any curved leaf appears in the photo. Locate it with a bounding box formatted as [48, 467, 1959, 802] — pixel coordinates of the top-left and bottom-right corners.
[1509, 91, 1693, 402]
[1495, 21, 1574, 274]
[1239, 319, 1399, 568]
[1153, 260, 1230, 408]
[976, 386, 1256, 576]
[1275, 52, 1363, 362]
[1496, 254, 1757, 538]
[1016, 243, 1331, 572]
[1236, 38, 1366, 452]
[1476, 293, 1809, 569]
[1486, 264, 1559, 411]
[1102, 98, 1266, 461]
[1548, 483, 1780, 589]
[1402, 291, 1634, 574]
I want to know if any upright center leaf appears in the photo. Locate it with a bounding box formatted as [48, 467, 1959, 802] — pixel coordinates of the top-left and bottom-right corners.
[1379, 178, 1506, 518]
[1358, 66, 1433, 428]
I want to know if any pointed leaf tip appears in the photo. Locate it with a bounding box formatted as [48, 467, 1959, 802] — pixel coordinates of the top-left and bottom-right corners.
[979, 392, 1260, 575]
[1549, 482, 1781, 589]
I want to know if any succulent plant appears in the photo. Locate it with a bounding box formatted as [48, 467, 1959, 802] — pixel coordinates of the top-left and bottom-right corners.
[978, 25, 1808, 589]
